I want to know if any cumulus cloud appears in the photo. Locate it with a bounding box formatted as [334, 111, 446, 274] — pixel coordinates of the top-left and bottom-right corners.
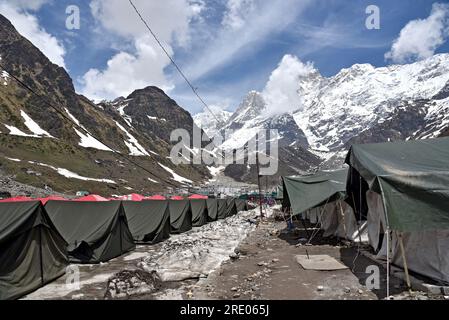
[385, 3, 449, 63]
[0, 1, 66, 67]
[262, 55, 315, 117]
[80, 0, 204, 100]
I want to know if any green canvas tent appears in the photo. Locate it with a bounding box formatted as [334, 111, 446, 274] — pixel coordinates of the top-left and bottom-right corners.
[282, 168, 348, 216]
[225, 198, 238, 218]
[122, 200, 171, 244]
[346, 137, 449, 284]
[235, 199, 248, 213]
[206, 199, 218, 221]
[217, 199, 228, 220]
[345, 137, 449, 232]
[45, 201, 135, 263]
[168, 200, 193, 234]
[190, 199, 209, 227]
[0, 202, 68, 300]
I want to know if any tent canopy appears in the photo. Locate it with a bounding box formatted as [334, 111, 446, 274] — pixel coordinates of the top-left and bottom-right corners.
[75, 195, 109, 202]
[45, 201, 135, 263]
[171, 196, 185, 200]
[168, 200, 192, 234]
[282, 168, 348, 216]
[0, 202, 68, 300]
[189, 199, 209, 227]
[38, 196, 66, 205]
[0, 196, 33, 203]
[206, 199, 218, 221]
[146, 195, 166, 200]
[217, 199, 228, 220]
[189, 194, 208, 200]
[345, 137, 449, 232]
[122, 200, 171, 244]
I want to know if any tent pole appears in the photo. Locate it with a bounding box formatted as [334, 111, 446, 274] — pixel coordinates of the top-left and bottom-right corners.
[397, 232, 412, 294]
[386, 227, 390, 298]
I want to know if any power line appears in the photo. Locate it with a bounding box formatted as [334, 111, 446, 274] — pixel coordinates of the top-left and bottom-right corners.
[0, 63, 180, 190]
[128, 0, 224, 128]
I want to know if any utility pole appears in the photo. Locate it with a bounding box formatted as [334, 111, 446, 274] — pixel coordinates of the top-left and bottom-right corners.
[256, 152, 264, 219]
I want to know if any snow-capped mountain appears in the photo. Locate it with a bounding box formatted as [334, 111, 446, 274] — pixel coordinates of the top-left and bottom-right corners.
[193, 106, 232, 138]
[195, 54, 449, 182]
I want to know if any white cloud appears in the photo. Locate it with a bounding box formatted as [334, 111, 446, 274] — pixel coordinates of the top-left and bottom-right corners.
[5, 0, 49, 11]
[0, 1, 66, 67]
[262, 54, 315, 117]
[385, 3, 449, 63]
[184, 0, 312, 81]
[80, 0, 204, 100]
[221, 0, 256, 30]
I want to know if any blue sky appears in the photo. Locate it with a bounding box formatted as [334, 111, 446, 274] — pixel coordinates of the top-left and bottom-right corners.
[1, 0, 449, 114]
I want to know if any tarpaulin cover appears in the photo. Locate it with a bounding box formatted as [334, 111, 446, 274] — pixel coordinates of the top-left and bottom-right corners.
[282, 169, 348, 216]
[168, 200, 192, 234]
[217, 199, 228, 220]
[345, 137, 449, 232]
[0, 196, 33, 203]
[45, 201, 135, 263]
[189, 199, 209, 227]
[0, 202, 68, 300]
[122, 200, 171, 244]
[235, 199, 248, 213]
[225, 198, 238, 217]
[206, 199, 218, 221]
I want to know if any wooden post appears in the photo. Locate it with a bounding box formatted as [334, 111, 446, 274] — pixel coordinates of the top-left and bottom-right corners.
[256, 152, 264, 219]
[397, 232, 413, 293]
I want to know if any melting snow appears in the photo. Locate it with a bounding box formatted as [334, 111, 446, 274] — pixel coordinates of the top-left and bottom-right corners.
[158, 162, 193, 185]
[4, 124, 35, 137]
[29, 161, 116, 184]
[114, 121, 151, 157]
[139, 208, 259, 281]
[5, 157, 21, 162]
[74, 128, 113, 152]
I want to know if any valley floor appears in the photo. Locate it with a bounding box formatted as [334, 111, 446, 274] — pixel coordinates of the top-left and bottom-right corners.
[23, 207, 444, 301]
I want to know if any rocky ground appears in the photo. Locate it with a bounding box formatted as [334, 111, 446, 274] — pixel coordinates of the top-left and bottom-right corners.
[23, 206, 447, 301]
[0, 171, 67, 198]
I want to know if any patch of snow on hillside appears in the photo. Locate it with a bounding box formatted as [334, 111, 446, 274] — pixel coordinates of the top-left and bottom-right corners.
[114, 121, 151, 157]
[20, 111, 54, 138]
[147, 177, 159, 183]
[5, 157, 21, 162]
[74, 128, 113, 152]
[4, 124, 35, 137]
[147, 116, 167, 122]
[158, 162, 193, 185]
[1, 70, 9, 86]
[64, 108, 88, 131]
[28, 161, 116, 184]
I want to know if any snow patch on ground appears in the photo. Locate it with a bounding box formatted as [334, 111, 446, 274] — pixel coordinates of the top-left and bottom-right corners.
[5, 157, 21, 162]
[64, 108, 88, 132]
[28, 161, 116, 184]
[139, 209, 259, 282]
[158, 162, 193, 185]
[20, 111, 54, 138]
[114, 121, 151, 157]
[1, 70, 9, 86]
[147, 115, 167, 122]
[147, 177, 159, 184]
[74, 128, 113, 152]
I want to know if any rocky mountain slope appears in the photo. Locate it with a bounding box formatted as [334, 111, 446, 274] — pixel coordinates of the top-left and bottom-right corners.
[195, 54, 449, 184]
[0, 14, 211, 196]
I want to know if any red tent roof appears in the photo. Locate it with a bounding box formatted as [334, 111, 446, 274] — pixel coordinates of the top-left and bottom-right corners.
[75, 195, 109, 202]
[0, 196, 33, 203]
[146, 195, 166, 200]
[38, 196, 67, 205]
[188, 194, 208, 199]
[170, 196, 185, 200]
[125, 194, 145, 201]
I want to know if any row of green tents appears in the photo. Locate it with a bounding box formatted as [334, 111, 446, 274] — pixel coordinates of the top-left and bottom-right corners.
[282, 136, 449, 284]
[0, 198, 248, 300]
